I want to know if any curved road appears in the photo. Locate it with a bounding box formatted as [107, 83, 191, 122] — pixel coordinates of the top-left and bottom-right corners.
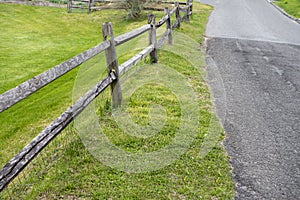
[197, 0, 300, 199]
[202, 0, 300, 44]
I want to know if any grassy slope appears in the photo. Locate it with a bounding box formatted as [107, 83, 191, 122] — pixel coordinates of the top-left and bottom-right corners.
[275, 0, 300, 18]
[0, 3, 235, 199]
[0, 3, 151, 167]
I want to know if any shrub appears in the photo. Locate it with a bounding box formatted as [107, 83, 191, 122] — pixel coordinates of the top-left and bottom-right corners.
[120, 0, 148, 19]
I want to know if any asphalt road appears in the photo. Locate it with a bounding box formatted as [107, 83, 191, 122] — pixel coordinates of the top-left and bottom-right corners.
[202, 0, 300, 45]
[197, 0, 300, 199]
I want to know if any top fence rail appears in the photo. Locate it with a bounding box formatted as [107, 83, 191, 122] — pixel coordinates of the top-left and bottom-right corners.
[0, 0, 193, 192]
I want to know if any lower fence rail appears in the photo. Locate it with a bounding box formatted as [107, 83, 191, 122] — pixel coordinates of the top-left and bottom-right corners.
[0, 75, 115, 192]
[0, 0, 192, 194]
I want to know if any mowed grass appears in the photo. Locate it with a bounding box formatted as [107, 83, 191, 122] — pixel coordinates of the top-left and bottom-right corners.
[0, 3, 155, 167]
[0, 3, 235, 199]
[275, 0, 300, 18]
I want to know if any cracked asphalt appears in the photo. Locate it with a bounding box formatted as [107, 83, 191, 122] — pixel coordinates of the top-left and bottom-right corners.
[197, 0, 300, 199]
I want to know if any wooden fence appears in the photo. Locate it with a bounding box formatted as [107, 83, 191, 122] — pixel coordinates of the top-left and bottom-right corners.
[67, 0, 191, 13]
[0, 0, 193, 192]
[0, 0, 67, 8]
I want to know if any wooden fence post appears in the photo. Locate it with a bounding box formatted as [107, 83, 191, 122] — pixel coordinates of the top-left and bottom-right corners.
[102, 22, 122, 108]
[148, 14, 158, 63]
[88, 0, 93, 13]
[164, 7, 173, 45]
[175, 2, 181, 28]
[67, 0, 72, 13]
[186, 0, 191, 22]
[190, 0, 193, 15]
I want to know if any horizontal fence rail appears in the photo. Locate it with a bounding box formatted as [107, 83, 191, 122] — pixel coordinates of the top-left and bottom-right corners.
[0, 41, 110, 113]
[114, 24, 151, 46]
[0, 0, 193, 193]
[119, 45, 154, 75]
[0, 74, 115, 191]
[67, 0, 191, 13]
[0, 23, 151, 113]
[156, 13, 171, 28]
[0, 0, 67, 8]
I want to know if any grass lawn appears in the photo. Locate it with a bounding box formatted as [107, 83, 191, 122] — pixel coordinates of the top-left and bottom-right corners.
[275, 0, 300, 18]
[0, 2, 235, 199]
[0, 2, 153, 168]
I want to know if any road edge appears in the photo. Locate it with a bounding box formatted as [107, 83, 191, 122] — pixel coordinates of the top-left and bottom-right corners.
[267, 0, 300, 24]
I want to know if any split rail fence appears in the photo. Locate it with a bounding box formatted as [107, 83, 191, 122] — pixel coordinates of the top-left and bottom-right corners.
[0, 0, 193, 193]
[67, 0, 191, 13]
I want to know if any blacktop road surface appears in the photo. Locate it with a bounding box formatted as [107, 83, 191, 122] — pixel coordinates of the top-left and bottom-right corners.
[196, 0, 300, 199]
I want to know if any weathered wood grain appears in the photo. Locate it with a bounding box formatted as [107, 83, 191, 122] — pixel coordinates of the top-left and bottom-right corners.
[157, 30, 170, 48]
[102, 22, 122, 108]
[175, 2, 181, 28]
[172, 20, 180, 30]
[186, 0, 191, 22]
[179, 5, 189, 12]
[158, 1, 187, 5]
[148, 14, 158, 63]
[70, 5, 88, 9]
[164, 7, 173, 45]
[156, 14, 169, 28]
[169, 6, 177, 16]
[93, 0, 123, 3]
[67, 0, 72, 12]
[0, 41, 110, 113]
[153, 2, 183, 29]
[71, 0, 190, 13]
[114, 24, 151, 46]
[0, 1, 194, 191]
[189, 2, 193, 15]
[91, 0, 186, 4]
[87, 0, 93, 13]
[72, 0, 90, 2]
[144, 7, 164, 11]
[2, 0, 66, 8]
[119, 45, 154, 75]
[0, 75, 115, 192]
[90, 6, 125, 10]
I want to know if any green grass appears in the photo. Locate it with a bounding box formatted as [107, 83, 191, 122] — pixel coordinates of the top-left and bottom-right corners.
[275, 0, 300, 18]
[0, 3, 235, 199]
[0, 3, 156, 167]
